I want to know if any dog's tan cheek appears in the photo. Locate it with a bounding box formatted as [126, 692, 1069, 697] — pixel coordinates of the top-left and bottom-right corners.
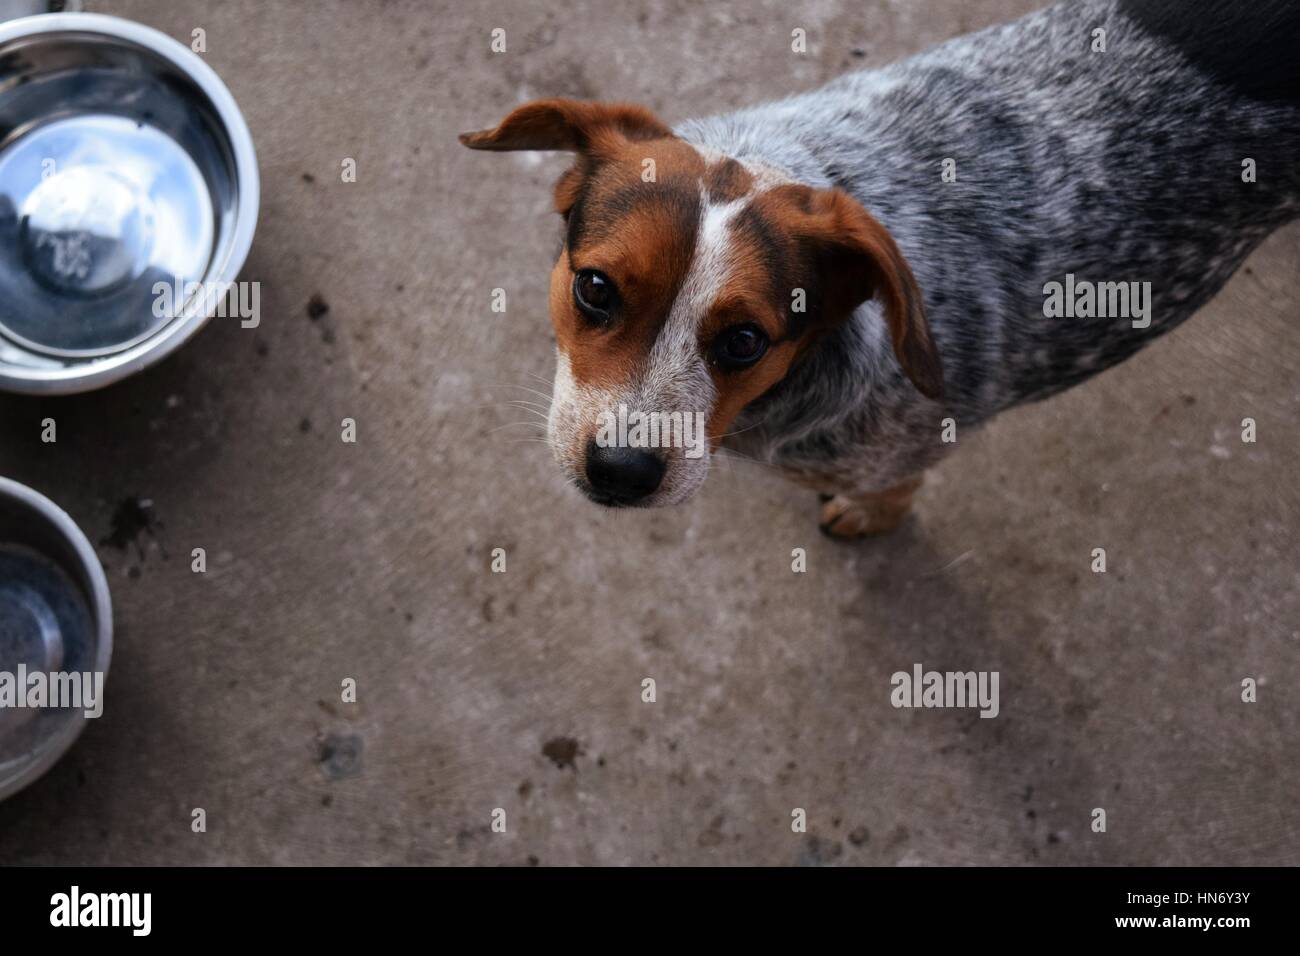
[547, 256, 653, 394]
[705, 342, 799, 446]
[549, 263, 624, 395]
[549, 259, 575, 348]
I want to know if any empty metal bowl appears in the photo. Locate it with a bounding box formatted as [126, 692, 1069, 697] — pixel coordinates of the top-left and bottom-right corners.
[0, 476, 112, 802]
[0, 12, 258, 394]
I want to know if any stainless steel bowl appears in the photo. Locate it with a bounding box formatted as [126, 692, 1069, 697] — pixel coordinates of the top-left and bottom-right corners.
[0, 12, 258, 394]
[0, 476, 112, 802]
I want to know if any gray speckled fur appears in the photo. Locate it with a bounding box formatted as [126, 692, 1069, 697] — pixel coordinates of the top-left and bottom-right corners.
[676, 0, 1300, 494]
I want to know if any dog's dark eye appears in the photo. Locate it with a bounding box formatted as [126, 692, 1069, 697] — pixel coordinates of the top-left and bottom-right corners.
[713, 324, 769, 369]
[573, 269, 618, 323]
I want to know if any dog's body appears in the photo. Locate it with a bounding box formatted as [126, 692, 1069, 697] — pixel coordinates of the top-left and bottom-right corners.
[464, 0, 1300, 535]
[685, 0, 1300, 502]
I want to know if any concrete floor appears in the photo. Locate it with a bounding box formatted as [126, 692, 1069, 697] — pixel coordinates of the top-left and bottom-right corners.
[1, 0, 1298, 865]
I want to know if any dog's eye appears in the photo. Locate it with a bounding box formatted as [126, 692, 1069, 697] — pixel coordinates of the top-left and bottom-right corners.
[713, 324, 769, 370]
[573, 269, 618, 323]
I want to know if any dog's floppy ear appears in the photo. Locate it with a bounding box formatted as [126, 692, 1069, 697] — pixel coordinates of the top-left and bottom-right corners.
[784, 185, 944, 400]
[459, 98, 672, 154]
[460, 98, 674, 219]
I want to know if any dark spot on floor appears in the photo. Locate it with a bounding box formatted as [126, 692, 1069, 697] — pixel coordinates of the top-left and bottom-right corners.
[848, 826, 870, 846]
[299, 417, 312, 433]
[798, 834, 843, 866]
[317, 732, 364, 780]
[302, 172, 315, 184]
[542, 736, 582, 771]
[456, 824, 491, 850]
[697, 813, 726, 847]
[101, 496, 163, 560]
[307, 294, 330, 320]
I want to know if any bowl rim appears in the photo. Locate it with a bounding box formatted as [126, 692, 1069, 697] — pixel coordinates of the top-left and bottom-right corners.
[0, 11, 260, 396]
[0, 475, 113, 802]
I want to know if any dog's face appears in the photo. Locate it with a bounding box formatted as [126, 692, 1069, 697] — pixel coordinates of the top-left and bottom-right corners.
[462, 99, 942, 507]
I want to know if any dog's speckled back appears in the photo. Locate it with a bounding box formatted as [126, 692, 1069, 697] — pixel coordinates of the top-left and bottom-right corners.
[677, 0, 1300, 493]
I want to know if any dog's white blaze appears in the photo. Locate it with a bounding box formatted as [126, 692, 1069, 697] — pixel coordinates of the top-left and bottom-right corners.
[689, 193, 747, 316]
[640, 192, 745, 408]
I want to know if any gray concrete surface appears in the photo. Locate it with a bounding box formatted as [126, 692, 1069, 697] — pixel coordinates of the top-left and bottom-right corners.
[1, 0, 1297, 865]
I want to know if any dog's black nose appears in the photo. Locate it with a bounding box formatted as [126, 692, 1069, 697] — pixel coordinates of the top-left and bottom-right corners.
[585, 441, 665, 504]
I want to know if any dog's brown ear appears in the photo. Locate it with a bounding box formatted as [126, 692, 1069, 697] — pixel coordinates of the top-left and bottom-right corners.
[459, 98, 672, 154]
[461, 98, 674, 220]
[784, 186, 944, 400]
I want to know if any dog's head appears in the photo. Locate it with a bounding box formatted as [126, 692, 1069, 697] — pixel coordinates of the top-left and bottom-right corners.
[461, 98, 942, 507]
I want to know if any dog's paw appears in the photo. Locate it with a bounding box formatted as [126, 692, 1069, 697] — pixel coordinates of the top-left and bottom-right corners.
[818, 494, 909, 539]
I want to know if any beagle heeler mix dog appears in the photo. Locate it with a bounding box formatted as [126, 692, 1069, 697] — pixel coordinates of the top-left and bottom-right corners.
[462, 0, 1300, 537]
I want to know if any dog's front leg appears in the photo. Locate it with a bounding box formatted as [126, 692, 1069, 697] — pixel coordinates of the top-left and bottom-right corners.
[818, 474, 924, 539]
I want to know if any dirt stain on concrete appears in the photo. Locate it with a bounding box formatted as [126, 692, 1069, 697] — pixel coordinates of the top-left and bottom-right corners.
[101, 496, 163, 560]
[317, 733, 364, 780]
[542, 736, 582, 771]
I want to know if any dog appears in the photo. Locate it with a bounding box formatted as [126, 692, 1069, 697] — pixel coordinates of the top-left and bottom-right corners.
[461, 0, 1300, 537]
